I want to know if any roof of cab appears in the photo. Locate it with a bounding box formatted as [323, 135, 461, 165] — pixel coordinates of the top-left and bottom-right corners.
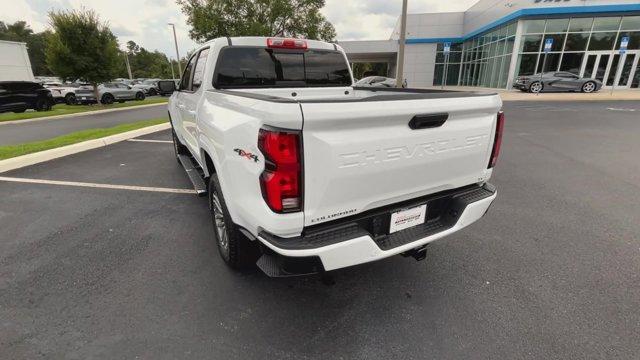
[203, 36, 337, 51]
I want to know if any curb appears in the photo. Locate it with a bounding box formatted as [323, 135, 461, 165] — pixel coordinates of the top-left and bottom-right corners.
[0, 123, 171, 173]
[0, 102, 167, 126]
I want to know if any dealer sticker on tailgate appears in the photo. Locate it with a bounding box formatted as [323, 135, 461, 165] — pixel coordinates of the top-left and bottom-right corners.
[389, 204, 427, 234]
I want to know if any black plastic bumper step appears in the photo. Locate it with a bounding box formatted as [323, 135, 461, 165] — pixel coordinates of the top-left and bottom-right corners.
[256, 252, 324, 277]
[177, 154, 207, 197]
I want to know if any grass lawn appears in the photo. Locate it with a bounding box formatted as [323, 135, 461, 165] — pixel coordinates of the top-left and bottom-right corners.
[0, 97, 168, 123]
[0, 118, 168, 160]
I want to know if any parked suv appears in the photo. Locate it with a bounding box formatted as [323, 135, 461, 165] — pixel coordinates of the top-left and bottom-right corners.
[75, 83, 146, 104]
[0, 81, 53, 113]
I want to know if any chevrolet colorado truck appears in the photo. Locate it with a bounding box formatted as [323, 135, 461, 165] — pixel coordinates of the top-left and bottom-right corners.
[161, 37, 504, 277]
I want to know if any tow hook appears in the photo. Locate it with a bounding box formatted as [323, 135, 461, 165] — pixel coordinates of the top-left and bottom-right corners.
[402, 245, 428, 261]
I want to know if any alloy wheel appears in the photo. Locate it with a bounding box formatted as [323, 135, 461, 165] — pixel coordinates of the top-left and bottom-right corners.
[211, 192, 229, 254]
[530, 82, 542, 93]
[583, 82, 596, 93]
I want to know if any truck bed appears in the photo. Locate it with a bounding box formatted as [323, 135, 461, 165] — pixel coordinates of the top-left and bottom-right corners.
[208, 87, 497, 104]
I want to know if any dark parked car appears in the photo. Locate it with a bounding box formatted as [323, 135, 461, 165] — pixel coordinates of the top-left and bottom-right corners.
[0, 81, 53, 113]
[513, 72, 602, 93]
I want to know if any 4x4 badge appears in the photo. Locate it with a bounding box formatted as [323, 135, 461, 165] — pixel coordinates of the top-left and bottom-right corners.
[233, 148, 259, 163]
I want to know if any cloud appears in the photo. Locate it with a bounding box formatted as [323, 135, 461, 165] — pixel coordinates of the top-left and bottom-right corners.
[111, 24, 135, 37]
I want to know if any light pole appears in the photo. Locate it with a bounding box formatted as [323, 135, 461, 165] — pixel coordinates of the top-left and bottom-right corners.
[395, 0, 408, 88]
[123, 51, 133, 80]
[168, 23, 182, 76]
[168, 57, 176, 80]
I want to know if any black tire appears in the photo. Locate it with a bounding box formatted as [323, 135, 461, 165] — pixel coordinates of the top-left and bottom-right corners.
[528, 81, 543, 93]
[208, 173, 261, 269]
[14, 108, 27, 113]
[64, 93, 76, 105]
[135, 92, 145, 101]
[118, 100, 125, 103]
[101, 93, 114, 104]
[581, 81, 597, 93]
[35, 98, 51, 111]
[148, 88, 157, 96]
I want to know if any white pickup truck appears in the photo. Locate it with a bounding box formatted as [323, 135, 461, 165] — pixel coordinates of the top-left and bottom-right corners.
[161, 37, 504, 277]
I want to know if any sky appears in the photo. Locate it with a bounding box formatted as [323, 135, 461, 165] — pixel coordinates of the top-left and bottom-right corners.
[3, 0, 479, 60]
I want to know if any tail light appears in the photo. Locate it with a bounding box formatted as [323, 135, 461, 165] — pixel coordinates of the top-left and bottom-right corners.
[267, 38, 307, 50]
[488, 111, 505, 168]
[258, 128, 302, 213]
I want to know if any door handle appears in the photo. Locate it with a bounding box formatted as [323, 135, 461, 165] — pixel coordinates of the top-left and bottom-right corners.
[187, 110, 196, 116]
[408, 113, 448, 129]
[177, 104, 185, 109]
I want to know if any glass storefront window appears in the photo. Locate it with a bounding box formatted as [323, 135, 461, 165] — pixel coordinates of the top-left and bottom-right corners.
[564, 33, 589, 51]
[568, 17, 593, 32]
[621, 16, 640, 31]
[559, 53, 584, 75]
[617, 32, 640, 50]
[496, 40, 505, 56]
[505, 37, 515, 54]
[544, 34, 566, 52]
[523, 19, 546, 34]
[592, 17, 621, 32]
[588, 32, 617, 51]
[545, 19, 569, 33]
[517, 54, 538, 76]
[507, 22, 517, 37]
[521, 35, 543, 52]
[536, 53, 561, 73]
[606, 54, 621, 86]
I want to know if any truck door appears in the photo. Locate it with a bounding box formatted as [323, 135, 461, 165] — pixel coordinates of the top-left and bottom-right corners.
[174, 53, 198, 153]
[181, 47, 210, 154]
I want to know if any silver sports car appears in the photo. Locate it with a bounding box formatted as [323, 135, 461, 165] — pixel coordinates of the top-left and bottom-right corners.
[513, 72, 602, 93]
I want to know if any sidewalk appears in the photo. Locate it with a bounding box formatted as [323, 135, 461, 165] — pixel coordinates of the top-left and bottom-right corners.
[428, 86, 640, 102]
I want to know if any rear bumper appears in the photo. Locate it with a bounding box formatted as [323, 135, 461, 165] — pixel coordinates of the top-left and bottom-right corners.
[257, 183, 496, 271]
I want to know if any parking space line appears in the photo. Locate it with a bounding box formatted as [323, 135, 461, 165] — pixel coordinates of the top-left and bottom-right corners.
[127, 139, 173, 144]
[0, 176, 196, 194]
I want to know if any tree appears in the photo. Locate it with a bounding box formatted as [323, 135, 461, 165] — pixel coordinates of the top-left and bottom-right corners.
[0, 21, 53, 76]
[117, 40, 179, 79]
[177, 0, 336, 42]
[46, 9, 120, 103]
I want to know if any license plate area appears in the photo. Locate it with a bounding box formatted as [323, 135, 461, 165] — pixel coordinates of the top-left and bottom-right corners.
[389, 204, 427, 234]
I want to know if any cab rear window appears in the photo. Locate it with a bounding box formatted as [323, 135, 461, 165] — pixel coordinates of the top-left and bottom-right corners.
[213, 47, 351, 88]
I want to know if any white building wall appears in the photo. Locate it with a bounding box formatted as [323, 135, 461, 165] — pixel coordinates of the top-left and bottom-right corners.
[0, 40, 35, 81]
[403, 43, 437, 88]
[391, 12, 464, 40]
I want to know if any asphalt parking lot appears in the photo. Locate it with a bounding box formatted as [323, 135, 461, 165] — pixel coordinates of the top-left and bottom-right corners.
[0, 102, 167, 145]
[1, 100, 639, 359]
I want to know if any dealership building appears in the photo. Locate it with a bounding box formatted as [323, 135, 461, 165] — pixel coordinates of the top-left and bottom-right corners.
[339, 0, 640, 90]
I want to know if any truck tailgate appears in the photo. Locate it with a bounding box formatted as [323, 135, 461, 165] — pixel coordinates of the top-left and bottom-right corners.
[301, 94, 502, 226]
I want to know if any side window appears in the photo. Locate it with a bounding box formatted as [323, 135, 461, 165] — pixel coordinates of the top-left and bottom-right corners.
[180, 54, 197, 91]
[191, 48, 210, 91]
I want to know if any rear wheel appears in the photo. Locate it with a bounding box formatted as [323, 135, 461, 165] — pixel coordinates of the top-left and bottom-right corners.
[148, 88, 157, 96]
[35, 98, 51, 111]
[101, 93, 114, 104]
[528, 81, 543, 93]
[208, 173, 260, 269]
[135, 92, 145, 101]
[64, 93, 76, 105]
[581, 81, 596, 93]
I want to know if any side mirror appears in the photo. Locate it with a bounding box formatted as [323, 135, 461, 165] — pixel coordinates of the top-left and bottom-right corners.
[157, 80, 176, 94]
[127, 85, 132, 89]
